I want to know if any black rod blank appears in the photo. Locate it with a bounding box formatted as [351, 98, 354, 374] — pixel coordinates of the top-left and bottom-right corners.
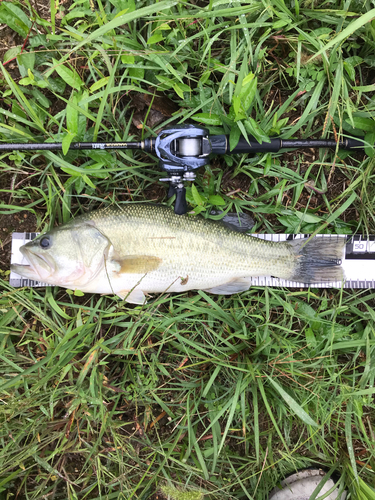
[281, 138, 364, 150]
[0, 135, 365, 154]
[209, 135, 365, 155]
[0, 141, 143, 152]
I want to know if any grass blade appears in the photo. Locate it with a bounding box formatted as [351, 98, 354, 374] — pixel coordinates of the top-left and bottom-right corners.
[267, 376, 318, 427]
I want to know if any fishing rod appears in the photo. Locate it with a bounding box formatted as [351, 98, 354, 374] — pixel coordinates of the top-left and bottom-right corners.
[0, 124, 365, 215]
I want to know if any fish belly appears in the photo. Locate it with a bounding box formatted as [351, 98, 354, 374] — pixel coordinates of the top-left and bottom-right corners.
[78, 212, 293, 295]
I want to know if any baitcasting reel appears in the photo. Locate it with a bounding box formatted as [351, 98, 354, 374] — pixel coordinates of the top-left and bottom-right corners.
[149, 125, 211, 215]
[144, 123, 365, 214]
[0, 123, 366, 215]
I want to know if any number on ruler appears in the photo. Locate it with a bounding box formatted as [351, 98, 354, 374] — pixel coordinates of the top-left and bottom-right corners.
[353, 241, 367, 253]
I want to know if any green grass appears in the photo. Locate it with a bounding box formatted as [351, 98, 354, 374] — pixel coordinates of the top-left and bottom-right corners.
[1, 0, 375, 498]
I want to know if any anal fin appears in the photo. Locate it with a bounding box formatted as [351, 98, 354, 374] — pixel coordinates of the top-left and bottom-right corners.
[203, 277, 252, 295]
[117, 288, 147, 304]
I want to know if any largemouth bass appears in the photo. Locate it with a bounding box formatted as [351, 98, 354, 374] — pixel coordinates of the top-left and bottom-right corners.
[11, 204, 345, 304]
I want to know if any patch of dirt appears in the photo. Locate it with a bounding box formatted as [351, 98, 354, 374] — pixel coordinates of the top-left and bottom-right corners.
[0, 0, 78, 276]
[131, 91, 180, 130]
[0, 211, 37, 272]
[0, 26, 23, 78]
[0, 0, 46, 63]
[0, 0, 71, 66]
[0, 172, 39, 272]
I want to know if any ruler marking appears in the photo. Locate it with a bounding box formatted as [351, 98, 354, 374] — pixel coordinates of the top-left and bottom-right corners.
[8, 232, 375, 290]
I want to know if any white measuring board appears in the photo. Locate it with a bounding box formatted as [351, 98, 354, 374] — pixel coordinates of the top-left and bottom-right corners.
[9, 232, 375, 289]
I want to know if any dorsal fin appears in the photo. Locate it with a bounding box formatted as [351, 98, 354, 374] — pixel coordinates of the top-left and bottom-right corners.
[210, 210, 254, 233]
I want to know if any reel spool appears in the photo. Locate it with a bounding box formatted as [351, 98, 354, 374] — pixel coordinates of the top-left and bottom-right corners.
[152, 124, 211, 215]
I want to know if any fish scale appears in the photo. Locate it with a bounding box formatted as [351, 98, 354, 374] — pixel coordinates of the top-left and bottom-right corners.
[77, 205, 295, 284]
[11, 204, 345, 304]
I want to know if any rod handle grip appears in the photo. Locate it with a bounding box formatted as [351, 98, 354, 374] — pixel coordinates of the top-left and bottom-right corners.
[209, 135, 281, 154]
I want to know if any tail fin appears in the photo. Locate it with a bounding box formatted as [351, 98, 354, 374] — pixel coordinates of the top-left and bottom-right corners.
[288, 236, 345, 283]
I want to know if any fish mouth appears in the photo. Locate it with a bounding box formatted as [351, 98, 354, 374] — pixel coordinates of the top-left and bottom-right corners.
[11, 246, 55, 281]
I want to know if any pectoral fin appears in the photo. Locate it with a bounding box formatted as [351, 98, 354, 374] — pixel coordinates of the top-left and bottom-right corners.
[117, 288, 147, 304]
[112, 255, 161, 274]
[203, 277, 252, 295]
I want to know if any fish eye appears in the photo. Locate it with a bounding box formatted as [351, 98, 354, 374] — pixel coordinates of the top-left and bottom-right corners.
[40, 237, 51, 249]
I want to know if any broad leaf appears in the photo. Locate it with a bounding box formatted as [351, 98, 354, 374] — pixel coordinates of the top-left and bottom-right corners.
[229, 123, 242, 151]
[0, 2, 31, 37]
[62, 132, 76, 155]
[191, 113, 222, 126]
[240, 75, 257, 111]
[90, 77, 109, 93]
[244, 118, 270, 144]
[294, 211, 322, 223]
[3, 46, 21, 64]
[17, 53, 35, 78]
[208, 195, 225, 206]
[66, 98, 78, 136]
[364, 131, 375, 158]
[348, 116, 375, 132]
[121, 55, 135, 64]
[191, 184, 204, 206]
[52, 58, 83, 90]
[147, 33, 164, 45]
